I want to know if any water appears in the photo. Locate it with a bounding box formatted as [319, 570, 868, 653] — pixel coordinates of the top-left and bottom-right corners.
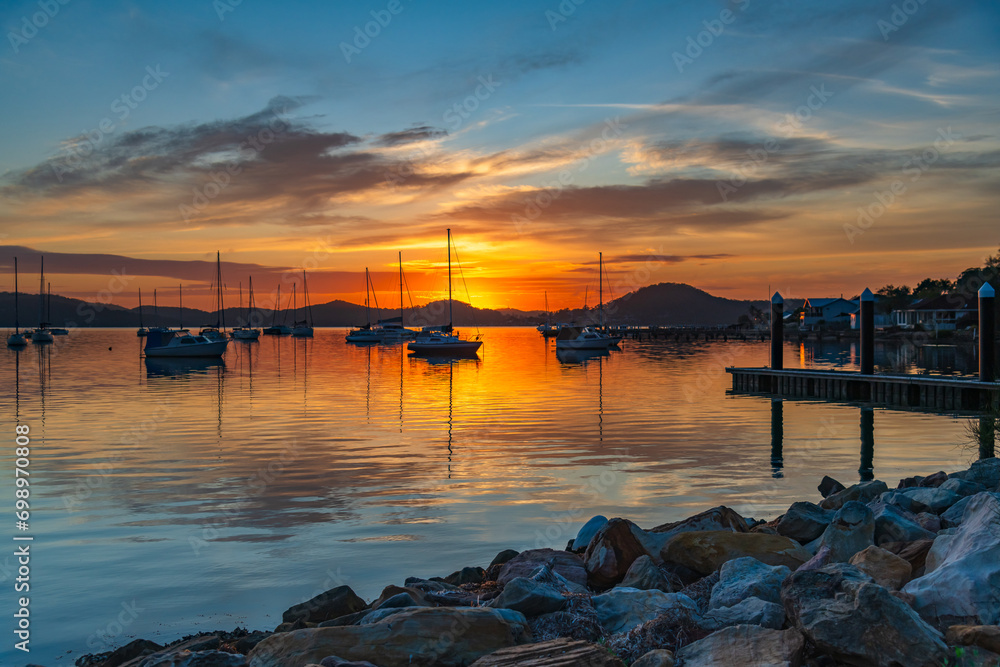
[0, 328, 985, 664]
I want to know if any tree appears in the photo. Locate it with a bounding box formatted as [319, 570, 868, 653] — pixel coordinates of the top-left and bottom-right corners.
[913, 278, 955, 299]
[876, 284, 912, 314]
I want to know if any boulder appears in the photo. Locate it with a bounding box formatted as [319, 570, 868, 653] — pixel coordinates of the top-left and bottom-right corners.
[529, 608, 604, 643]
[709, 556, 790, 609]
[783, 563, 948, 666]
[468, 638, 625, 666]
[880, 489, 921, 514]
[570, 515, 608, 552]
[871, 501, 937, 545]
[583, 518, 653, 589]
[812, 501, 874, 562]
[940, 478, 987, 497]
[919, 471, 949, 487]
[796, 545, 833, 572]
[319, 657, 380, 667]
[605, 600, 709, 663]
[491, 577, 566, 617]
[774, 502, 832, 544]
[662, 531, 811, 576]
[819, 480, 888, 511]
[678, 571, 720, 613]
[941, 495, 976, 528]
[882, 539, 935, 575]
[497, 549, 587, 589]
[489, 550, 520, 568]
[915, 512, 942, 533]
[902, 493, 1000, 628]
[898, 474, 925, 488]
[373, 586, 426, 609]
[951, 458, 1000, 489]
[524, 558, 589, 595]
[675, 625, 805, 667]
[905, 487, 963, 514]
[248, 607, 531, 667]
[818, 475, 846, 498]
[140, 651, 248, 667]
[375, 593, 421, 610]
[98, 638, 164, 667]
[702, 597, 785, 631]
[630, 649, 674, 667]
[620, 555, 674, 592]
[592, 588, 698, 635]
[282, 586, 368, 624]
[445, 567, 485, 586]
[946, 625, 1000, 654]
[849, 545, 912, 590]
[649, 506, 749, 538]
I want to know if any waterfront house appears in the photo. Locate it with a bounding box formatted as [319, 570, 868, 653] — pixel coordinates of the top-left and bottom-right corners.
[894, 294, 975, 331]
[800, 297, 858, 330]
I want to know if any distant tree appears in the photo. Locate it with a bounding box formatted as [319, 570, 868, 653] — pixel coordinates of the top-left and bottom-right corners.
[913, 278, 955, 299]
[876, 284, 912, 314]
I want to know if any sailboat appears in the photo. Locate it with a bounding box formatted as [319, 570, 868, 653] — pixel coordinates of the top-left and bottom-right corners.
[407, 229, 483, 355]
[536, 291, 558, 336]
[263, 284, 292, 335]
[30, 257, 54, 343]
[7, 257, 28, 347]
[555, 252, 622, 350]
[199, 252, 227, 340]
[291, 270, 314, 337]
[346, 267, 384, 343]
[136, 287, 148, 336]
[46, 283, 68, 334]
[149, 289, 168, 333]
[380, 251, 418, 342]
[232, 278, 261, 340]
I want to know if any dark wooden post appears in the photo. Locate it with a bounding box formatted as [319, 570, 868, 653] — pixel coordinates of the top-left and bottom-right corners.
[860, 287, 874, 375]
[771, 292, 783, 371]
[981, 283, 995, 383]
[859, 407, 875, 481]
[770, 399, 783, 477]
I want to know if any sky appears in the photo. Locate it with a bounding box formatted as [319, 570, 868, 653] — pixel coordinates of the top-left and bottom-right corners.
[0, 0, 998, 311]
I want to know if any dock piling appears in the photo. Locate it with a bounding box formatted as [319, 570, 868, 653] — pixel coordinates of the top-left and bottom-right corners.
[981, 283, 995, 383]
[771, 292, 783, 371]
[860, 287, 874, 375]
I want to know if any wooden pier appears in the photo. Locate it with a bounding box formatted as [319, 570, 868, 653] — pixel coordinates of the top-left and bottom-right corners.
[727, 367, 1000, 412]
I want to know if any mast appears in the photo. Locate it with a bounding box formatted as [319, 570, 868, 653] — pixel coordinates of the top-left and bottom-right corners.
[599, 251, 604, 330]
[364, 267, 371, 326]
[38, 256, 44, 326]
[13, 257, 20, 334]
[447, 228, 453, 329]
[249, 276, 255, 325]
[154, 289, 159, 327]
[47, 281, 51, 324]
[303, 270, 312, 325]
[292, 283, 296, 324]
[239, 282, 243, 326]
[139, 288, 144, 328]
[179, 284, 183, 329]
[399, 251, 404, 324]
[544, 291, 550, 326]
[273, 285, 280, 327]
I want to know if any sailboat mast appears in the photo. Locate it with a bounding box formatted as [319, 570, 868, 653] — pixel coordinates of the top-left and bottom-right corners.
[273, 285, 280, 327]
[154, 289, 159, 326]
[447, 228, 452, 328]
[365, 267, 371, 326]
[179, 284, 183, 329]
[47, 282, 51, 323]
[139, 288, 144, 328]
[599, 252, 604, 330]
[399, 251, 403, 323]
[38, 256, 44, 325]
[14, 257, 19, 333]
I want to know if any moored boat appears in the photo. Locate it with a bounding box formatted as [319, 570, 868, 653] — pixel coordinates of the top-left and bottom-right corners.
[7, 256, 28, 347]
[143, 329, 228, 358]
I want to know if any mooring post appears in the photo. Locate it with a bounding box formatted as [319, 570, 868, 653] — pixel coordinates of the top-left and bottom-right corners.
[980, 283, 995, 383]
[770, 399, 783, 477]
[771, 292, 783, 371]
[860, 287, 874, 376]
[859, 407, 875, 482]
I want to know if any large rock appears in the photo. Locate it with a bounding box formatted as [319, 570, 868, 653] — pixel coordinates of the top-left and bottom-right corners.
[905, 487, 963, 514]
[819, 480, 888, 510]
[941, 495, 976, 528]
[583, 518, 653, 589]
[630, 649, 674, 667]
[592, 588, 698, 635]
[818, 475, 846, 498]
[282, 586, 368, 624]
[882, 539, 935, 575]
[774, 502, 832, 544]
[902, 493, 1000, 628]
[951, 458, 1000, 489]
[605, 600, 709, 663]
[141, 651, 248, 667]
[620, 555, 674, 593]
[783, 563, 948, 666]
[649, 506, 749, 537]
[675, 625, 805, 667]
[849, 545, 912, 590]
[491, 577, 566, 617]
[940, 477, 987, 497]
[702, 597, 785, 631]
[570, 515, 608, 552]
[871, 501, 937, 545]
[661, 531, 811, 576]
[468, 637, 625, 666]
[812, 500, 874, 562]
[497, 549, 587, 589]
[946, 625, 1000, 654]
[709, 556, 789, 609]
[247, 607, 530, 667]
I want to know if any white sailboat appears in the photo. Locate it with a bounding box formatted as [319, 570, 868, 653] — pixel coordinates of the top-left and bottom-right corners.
[232, 278, 261, 340]
[291, 270, 314, 337]
[536, 291, 558, 336]
[263, 284, 292, 335]
[407, 229, 483, 355]
[46, 283, 68, 334]
[556, 252, 621, 350]
[346, 267, 384, 343]
[199, 251, 227, 341]
[7, 257, 27, 347]
[30, 257, 53, 343]
[137, 287, 148, 336]
[380, 251, 418, 342]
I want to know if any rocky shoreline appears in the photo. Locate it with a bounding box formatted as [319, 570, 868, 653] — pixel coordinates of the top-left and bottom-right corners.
[71, 458, 1000, 667]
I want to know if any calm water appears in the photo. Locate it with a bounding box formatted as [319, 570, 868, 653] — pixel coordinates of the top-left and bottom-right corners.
[0, 328, 985, 664]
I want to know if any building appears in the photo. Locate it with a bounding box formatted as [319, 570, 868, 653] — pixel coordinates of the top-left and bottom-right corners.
[894, 294, 975, 331]
[800, 297, 858, 330]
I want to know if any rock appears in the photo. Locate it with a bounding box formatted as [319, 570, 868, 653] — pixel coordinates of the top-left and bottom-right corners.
[497, 549, 587, 589]
[919, 470, 949, 487]
[234, 632, 273, 654]
[941, 495, 976, 528]
[248, 607, 531, 667]
[662, 531, 811, 576]
[880, 489, 921, 514]
[525, 558, 589, 595]
[649, 506, 749, 539]
[97, 638, 164, 667]
[783, 563, 948, 666]
[468, 638, 625, 666]
[489, 549, 520, 568]
[915, 512, 942, 533]
[319, 657, 380, 667]
[675, 625, 805, 667]
[952, 458, 1000, 489]
[796, 545, 832, 572]
[882, 539, 935, 575]
[812, 500, 874, 562]
[946, 625, 1000, 654]
[571, 515, 608, 552]
[403, 578, 462, 593]
[871, 501, 937, 545]
[445, 567, 485, 586]
[630, 649, 674, 667]
[592, 588, 698, 635]
[356, 607, 411, 625]
[899, 474, 925, 488]
[141, 651, 248, 667]
[282, 586, 367, 624]
[702, 598, 786, 631]
[818, 475, 846, 498]
[940, 478, 987, 497]
[583, 518, 653, 589]
[375, 593, 421, 610]
[774, 502, 832, 544]
[710, 556, 790, 609]
[529, 605, 604, 643]
[945, 647, 1000, 667]
[491, 577, 566, 617]
[849, 545, 912, 590]
[905, 487, 963, 514]
[902, 492, 1000, 628]
[605, 600, 709, 663]
[678, 571, 720, 612]
[620, 555, 674, 592]
[372, 585, 426, 609]
[819, 480, 888, 510]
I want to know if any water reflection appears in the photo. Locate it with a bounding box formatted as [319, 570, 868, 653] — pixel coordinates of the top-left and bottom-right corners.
[798, 339, 980, 376]
[859, 408, 875, 482]
[770, 399, 783, 478]
[144, 357, 225, 377]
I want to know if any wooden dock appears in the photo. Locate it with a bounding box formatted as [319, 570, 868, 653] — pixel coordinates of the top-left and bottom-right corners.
[727, 367, 1000, 411]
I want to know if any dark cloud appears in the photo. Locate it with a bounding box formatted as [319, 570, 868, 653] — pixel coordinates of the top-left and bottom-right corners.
[376, 125, 448, 146]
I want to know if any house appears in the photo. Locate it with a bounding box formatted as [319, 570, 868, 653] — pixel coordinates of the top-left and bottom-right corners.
[800, 297, 858, 330]
[849, 309, 893, 330]
[894, 294, 975, 331]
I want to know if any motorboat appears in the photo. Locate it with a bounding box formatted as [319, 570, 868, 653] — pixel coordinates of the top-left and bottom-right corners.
[554, 325, 621, 350]
[144, 329, 228, 358]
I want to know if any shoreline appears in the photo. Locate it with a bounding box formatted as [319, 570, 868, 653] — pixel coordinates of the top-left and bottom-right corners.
[69, 457, 1000, 667]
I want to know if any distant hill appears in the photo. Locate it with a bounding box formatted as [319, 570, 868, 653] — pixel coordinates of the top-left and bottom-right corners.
[0, 283, 796, 328]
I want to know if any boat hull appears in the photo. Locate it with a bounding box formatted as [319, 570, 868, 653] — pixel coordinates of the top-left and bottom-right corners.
[231, 329, 260, 340]
[291, 327, 314, 337]
[7, 333, 27, 347]
[407, 340, 482, 355]
[263, 326, 292, 335]
[31, 330, 54, 343]
[144, 341, 228, 358]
